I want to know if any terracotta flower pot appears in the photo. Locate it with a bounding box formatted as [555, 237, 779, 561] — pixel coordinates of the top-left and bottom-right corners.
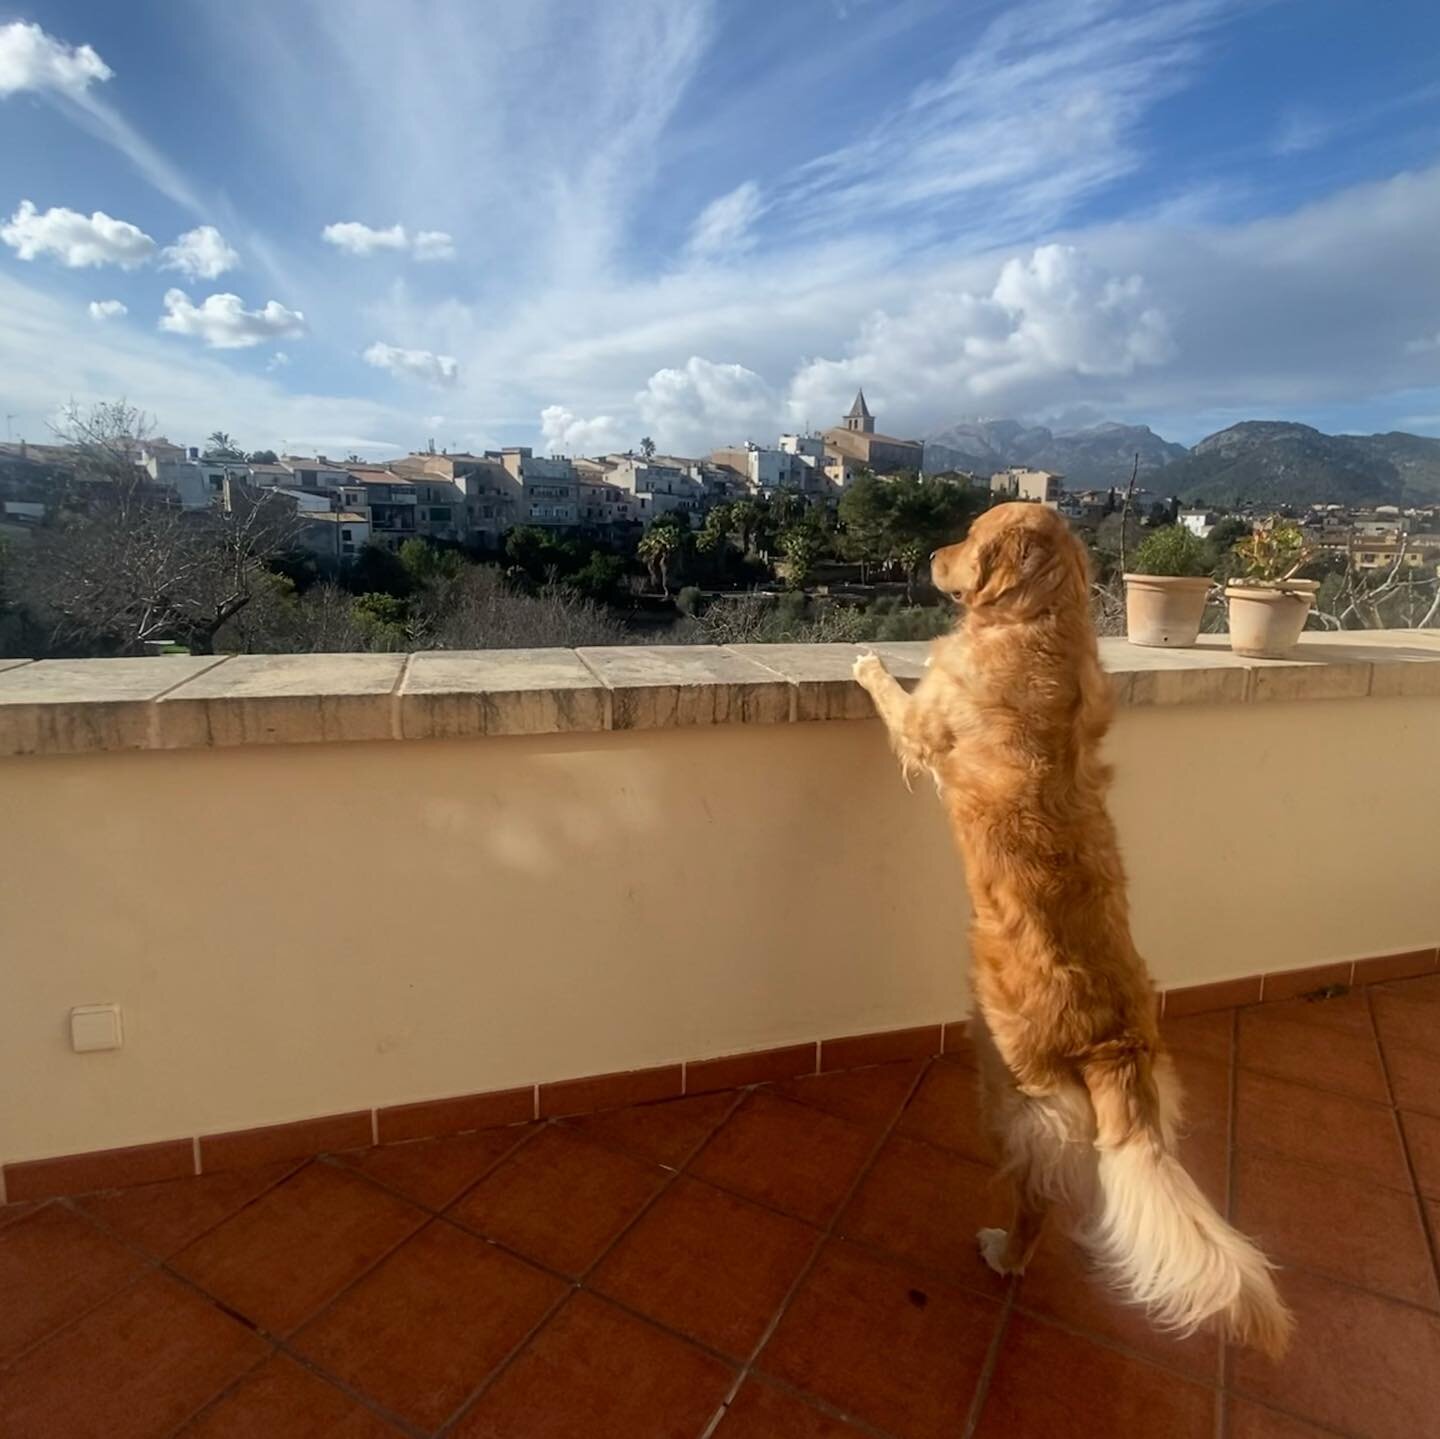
[1123, 574, 1212, 647]
[1224, 580, 1320, 658]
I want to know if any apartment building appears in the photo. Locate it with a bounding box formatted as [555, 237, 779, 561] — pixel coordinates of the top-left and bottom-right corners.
[990, 466, 1064, 507]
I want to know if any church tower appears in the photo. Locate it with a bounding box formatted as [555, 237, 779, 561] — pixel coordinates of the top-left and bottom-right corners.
[843, 389, 876, 434]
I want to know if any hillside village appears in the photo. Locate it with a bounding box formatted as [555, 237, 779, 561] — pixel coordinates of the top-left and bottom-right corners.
[4, 392, 1438, 586]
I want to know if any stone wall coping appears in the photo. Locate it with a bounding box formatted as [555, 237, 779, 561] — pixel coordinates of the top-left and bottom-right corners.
[0, 631, 1436, 757]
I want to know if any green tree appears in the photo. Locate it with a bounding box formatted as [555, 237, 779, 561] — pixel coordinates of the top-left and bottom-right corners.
[836, 475, 893, 580]
[779, 525, 822, 589]
[247, 449, 278, 464]
[637, 524, 682, 594]
[639, 436, 656, 459]
[398, 537, 465, 586]
[730, 499, 761, 556]
[205, 430, 241, 459]
[566, 551, 627, 604]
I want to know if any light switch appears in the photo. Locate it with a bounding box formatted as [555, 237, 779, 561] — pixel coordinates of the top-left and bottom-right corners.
[70, 1004, 123, 1053]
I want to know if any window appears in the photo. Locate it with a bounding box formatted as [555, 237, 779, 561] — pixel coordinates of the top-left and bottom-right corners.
[428, 506, 451, 522]
[299, 470, 317, 486]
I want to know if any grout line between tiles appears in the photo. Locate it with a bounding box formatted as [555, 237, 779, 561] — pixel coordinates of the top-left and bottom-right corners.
[693, 1060, 933, 1437]
[1366, 984, 1440, 1300]
[1218, 1004, 1239, 1436]
[960, 1285, 1017, 1439]
[434, 1092, 750, 1437]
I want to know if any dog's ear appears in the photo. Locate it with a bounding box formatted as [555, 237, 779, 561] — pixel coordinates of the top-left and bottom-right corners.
[969, 524, 1049, 609]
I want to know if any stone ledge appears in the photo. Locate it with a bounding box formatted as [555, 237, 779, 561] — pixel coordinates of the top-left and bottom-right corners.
[0, 631, 1436, 757]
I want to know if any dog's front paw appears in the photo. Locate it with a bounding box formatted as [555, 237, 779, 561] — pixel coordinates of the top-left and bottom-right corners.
[977, 1227, 1024, 1276]
[853, 652, 889, 690]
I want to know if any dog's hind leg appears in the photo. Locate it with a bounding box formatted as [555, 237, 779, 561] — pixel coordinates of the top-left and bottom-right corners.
[971, 1013, 1050, 1275]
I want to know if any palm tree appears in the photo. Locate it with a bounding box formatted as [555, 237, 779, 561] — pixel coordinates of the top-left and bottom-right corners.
[637, 526, 681, 594]
[206, 430, 240, 459]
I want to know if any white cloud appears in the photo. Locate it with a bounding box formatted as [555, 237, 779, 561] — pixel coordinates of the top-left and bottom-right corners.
[160, 289, 307, 349]
[88, 299, 127, 321]
[688, 182, 762, 257]
[1406, 331, 1440, 355]
[322, 221, 409, 256]
[787, 244, 1172, 429]
[363, 341, 459, 386]
[413, 230, 456, 262]
[635, 357, 781, 454]
[0, 20, 111, 98]
[322, 222, 455, 261]
[2, 200, 155, 268]
[160, 225, 240, 280]
[266, 351, 291, 370]
[539, 405, 624, 455]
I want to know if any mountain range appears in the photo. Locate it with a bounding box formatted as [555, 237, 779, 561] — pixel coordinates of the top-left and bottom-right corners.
[923, 419, 1440, 506]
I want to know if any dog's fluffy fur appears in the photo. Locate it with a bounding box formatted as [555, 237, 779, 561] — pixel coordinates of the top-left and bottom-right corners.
[853, 501, 1292, 1357]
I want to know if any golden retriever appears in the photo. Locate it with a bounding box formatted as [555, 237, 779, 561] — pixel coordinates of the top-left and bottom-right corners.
[853, 501, 1291, 1356]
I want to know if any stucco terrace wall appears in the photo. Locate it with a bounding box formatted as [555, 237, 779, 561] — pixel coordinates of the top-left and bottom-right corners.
[1, 633, 1438, 1169]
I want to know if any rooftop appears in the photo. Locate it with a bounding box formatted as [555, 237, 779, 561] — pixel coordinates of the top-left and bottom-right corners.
[1, 975, 1437, 1435]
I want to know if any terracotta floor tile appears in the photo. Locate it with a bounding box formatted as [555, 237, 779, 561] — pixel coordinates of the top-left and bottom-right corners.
[591, 1176, 819, 1360]
[1227, 1396, 1353, 1438]
[690, 1092, 876, 1226]
[837, 1134, 1008, 1299]
[1234, 1071, 1410, 1189]
[1233, 1147, 1438, 1307]
[170, 1162, 426, 1335]
[975, 1313, 1215, 1439]
[449, 1124, 665, 1276]
[1170, 1048, 1230, 1140]
[1376, 973, 1440, 1005]
[293, 1219, 565, 1431]
[765, 1060, 924, 1130]
[757, 1241, 1001, 1439]
[1231, 1266, 1440, 1439]
[1238, 1000, 1389, 1102]
[76, 1161, 300, 1259]
[332, 1127, 532, 1210]
[1401, 1109, 1440, 1199]
[1372, 989, 1440, 1057]
[181, 1353, 402, 1437]
[894, 1061, 994, 1163]
[0, 1199, 40, 1231]
[0, 1271, 268, 1439]
[560, 1091, 736, 1167]
[1015, 1222, 1219, 1381]
[453, 1292, 734, 1438]
[1160, 1008, 1234, 1064]
[714, 1378, 872, 1437]
[1259, 988, 1376, 1034]
[0, 1203, 148, 1364]
[1385, 1043, 1440, 1117]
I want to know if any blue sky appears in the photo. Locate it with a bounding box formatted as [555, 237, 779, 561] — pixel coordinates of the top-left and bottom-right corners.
[2, 0, 1438, 457]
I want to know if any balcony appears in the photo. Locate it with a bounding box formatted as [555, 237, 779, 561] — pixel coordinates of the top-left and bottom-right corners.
[1, 633, 1438, 1436]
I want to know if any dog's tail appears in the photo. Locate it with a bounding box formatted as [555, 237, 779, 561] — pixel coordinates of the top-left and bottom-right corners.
[1080, 1040, 1293, 1358]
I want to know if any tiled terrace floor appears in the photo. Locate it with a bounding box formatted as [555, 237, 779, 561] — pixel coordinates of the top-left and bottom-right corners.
[4, 976, 1440, 1438]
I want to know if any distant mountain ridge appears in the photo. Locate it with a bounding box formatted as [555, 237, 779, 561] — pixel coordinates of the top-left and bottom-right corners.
[922, 417, 1440, 505]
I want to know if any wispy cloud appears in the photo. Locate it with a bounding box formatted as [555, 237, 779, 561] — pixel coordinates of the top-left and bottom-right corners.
[88, 299, 127, 321]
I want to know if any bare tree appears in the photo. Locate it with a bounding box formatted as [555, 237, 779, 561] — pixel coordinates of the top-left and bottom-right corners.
[18, 401, 304, 655]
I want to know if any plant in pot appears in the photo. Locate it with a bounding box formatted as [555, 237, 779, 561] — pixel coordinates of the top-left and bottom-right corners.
[1123, 525, 1214, 647]
[1225, 517, 1319, 657]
